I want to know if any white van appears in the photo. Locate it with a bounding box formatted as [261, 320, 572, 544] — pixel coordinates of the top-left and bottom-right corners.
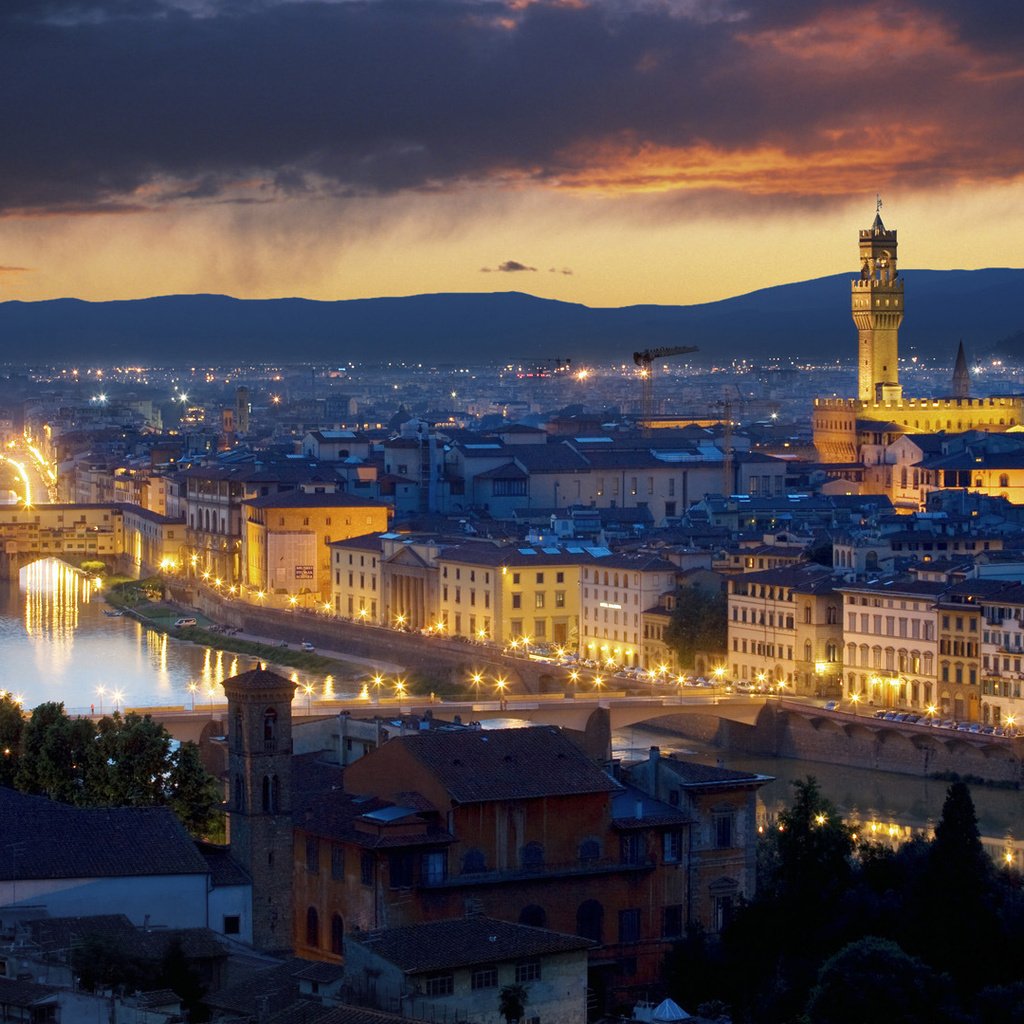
[174, 617, 197, 628]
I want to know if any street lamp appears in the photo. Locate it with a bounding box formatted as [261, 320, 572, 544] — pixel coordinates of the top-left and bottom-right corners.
[395, 613, 407, 630]
[394, 678, 408, 700]
[850, 692, 861, 716]
[593, 675, 605, 696]
[372, 673, 385, 703]
[303, 683, 315, 714]
[187, 682, 198, 711]
[470, 672, 483, 699]
[112, 688, 124, 714]
[495, 676, 508, 710]
[95, 685, 106, 715]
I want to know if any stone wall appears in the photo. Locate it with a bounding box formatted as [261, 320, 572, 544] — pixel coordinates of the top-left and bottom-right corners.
[660, 703, 1024, 784]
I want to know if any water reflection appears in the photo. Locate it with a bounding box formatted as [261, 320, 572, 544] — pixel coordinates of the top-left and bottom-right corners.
[615, 722, 1024, 869]
[5, 558, 354, 712]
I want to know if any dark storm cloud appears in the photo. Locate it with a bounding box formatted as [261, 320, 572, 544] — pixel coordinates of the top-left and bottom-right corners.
[1, 0, 1022, 214]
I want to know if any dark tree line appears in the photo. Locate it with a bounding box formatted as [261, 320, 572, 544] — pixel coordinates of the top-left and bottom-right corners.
[1, 694, 222, 837]
[664, 587, 727, 667]
[665, 778, 1024, 1024]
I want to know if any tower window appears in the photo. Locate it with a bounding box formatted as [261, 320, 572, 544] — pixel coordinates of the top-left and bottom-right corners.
[263, 708, 278, 752]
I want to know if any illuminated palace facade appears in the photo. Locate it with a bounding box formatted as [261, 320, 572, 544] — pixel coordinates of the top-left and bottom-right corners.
[812, 212, 1024, 465]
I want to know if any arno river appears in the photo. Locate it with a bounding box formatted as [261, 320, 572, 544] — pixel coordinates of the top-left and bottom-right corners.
[2, 559, 351, 714]
[5, 559, 1023, 861]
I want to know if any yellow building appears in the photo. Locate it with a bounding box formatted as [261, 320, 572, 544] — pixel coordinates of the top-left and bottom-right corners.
[120, 504, 186, 577]
[437, 543, 592, 647]
[813, 210, 1024, 463]
[243, 491, 389, 601]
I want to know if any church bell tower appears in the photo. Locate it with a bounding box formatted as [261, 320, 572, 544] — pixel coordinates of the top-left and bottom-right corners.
[225, 666, 297, 953]
[852, 202, 904, 402]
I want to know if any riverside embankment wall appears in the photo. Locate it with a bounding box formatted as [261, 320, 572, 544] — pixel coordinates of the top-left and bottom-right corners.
[659, 703, 1024, 785]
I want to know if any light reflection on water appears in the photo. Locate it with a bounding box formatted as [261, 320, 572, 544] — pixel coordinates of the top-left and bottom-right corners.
[2, 559, 355, 713]
[615, 721, 1024, 868]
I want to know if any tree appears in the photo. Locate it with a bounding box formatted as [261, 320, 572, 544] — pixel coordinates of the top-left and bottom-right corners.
[10, 701, 221, 837]
[169, 741, 223, 838]
[0, 693, 24, 787]
[805, 936, 951, 1024]
[772, 776, 854, 902]
[498, 983, 528, 1024]
[15, 701, 93, 802]
[665, 587, 727, 668]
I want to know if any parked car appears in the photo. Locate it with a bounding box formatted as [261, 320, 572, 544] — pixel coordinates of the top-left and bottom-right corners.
[301, 641, 316, 652]
[174, 617, 197, 628]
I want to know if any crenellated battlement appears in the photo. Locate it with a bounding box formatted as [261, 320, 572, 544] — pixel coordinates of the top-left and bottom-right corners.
[815, 396, 1022, 411]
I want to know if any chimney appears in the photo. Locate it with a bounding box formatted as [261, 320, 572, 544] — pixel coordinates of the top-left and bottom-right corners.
[649, 746, 660, 762]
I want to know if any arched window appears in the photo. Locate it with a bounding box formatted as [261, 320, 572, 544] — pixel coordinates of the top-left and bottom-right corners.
[461, 849, 487, 874]
[522, 842, 544, 871]
[578, 839, 601, 863]
[263, 708, 278, 752]
[519, 905, 547, 928]
[262, 775, 271, 813]
[331, 914, 344, 955]
[865, 551, 879, 572]
[804, 641, 812, 663]
[1000, 474, 1010, 489]
[233, 710, 243, 751]
[576, 900, 603, 943]
[306, 907, 319, 948]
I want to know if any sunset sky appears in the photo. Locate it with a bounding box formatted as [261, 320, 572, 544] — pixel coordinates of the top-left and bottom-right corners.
[2, 0, 1023, 308]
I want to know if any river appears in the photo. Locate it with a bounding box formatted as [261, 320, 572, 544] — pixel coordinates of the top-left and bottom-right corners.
[613, 722, 1024, 867]
[1, 559, 358, 713]
[6, 558, 1022, 863]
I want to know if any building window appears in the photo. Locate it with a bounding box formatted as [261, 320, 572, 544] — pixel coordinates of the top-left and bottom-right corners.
[421, 851, 447, 884]
[519, 905, 547, 927]
[471, 966, 498, 990]
[515, 960, 542, 984]
[306, 906, 319, 948]
[554, 591, 565, 608]
[662, 905, 683, 939]
[663, 830, 683, 863]
[715, 813, 734, 848]
[462, 848, 487, 874]
[576, 900, 604, 943]
[425, 973, 454, 997]
[361, 853, 375, 886]
[331, 845, 345, 880]
[306, 837, 319, 873]
[223, 915, 240, 935]
[534, 592, 545, 609]
[389, 852, 415, 888]
[619, 908, 642, 944]
[579, 839, 601, 863]
[331, 914, 344, 955]
[620, 833, 645, 865]
[522, 842, 545, 871]
[512, 593, 522, 609]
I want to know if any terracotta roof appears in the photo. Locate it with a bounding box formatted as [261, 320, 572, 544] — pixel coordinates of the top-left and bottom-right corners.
[354, 916, 592, 973]
[0, 788, 210, 880]
[395, 727, 620, 804]
[658, 758, 771, 788]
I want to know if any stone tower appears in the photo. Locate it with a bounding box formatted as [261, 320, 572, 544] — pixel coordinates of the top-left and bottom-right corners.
[952, 340, 970, 399]
[224, 666, 297, 953]
[852, 205, 904, 402]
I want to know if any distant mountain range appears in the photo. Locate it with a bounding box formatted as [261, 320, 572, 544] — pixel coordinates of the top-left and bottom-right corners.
[1, 269, 1022, 366]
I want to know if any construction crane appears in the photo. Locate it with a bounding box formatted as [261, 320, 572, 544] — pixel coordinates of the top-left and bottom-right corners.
[633, 345, 699, 432]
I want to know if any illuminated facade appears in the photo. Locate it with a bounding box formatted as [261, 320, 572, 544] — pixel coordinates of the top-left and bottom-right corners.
[813, 212, 1024, 466]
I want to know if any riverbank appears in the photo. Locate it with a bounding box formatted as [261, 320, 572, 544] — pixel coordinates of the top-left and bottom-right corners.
[104, 579, 358, 676]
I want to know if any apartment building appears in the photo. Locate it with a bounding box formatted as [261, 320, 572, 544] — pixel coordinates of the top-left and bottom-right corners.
[580, 554, 677, 669]
[837, 579, 942, 712]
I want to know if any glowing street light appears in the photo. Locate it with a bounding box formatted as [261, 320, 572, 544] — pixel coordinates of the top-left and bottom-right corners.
[187, 682, 198, 711]
[303, 682, 315, 714]
[495, 676, 508, 709]
[850, 692, 861, 716]
[371, 673, 385, 703]
[95, 685, 107, 715]
[394, 678, 408, 699]
[395, 613, 407, 630]
[111, 688, 124, 713]
[470, 672, 484, 698]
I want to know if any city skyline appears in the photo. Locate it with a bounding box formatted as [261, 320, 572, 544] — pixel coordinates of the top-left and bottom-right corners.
[2, 0, 1023, 308]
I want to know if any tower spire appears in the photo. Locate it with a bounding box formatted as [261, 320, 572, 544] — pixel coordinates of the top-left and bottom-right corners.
[952, 340, 970, 399]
